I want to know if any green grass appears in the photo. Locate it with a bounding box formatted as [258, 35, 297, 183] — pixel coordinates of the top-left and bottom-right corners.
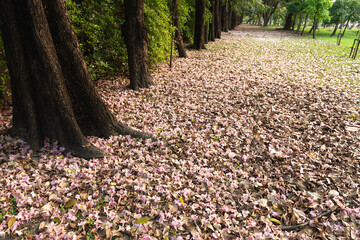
[302, 26, 360, 48]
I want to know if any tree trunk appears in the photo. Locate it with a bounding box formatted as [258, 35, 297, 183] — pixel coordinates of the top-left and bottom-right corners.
[296, 13, 303, 33]
[230, 11, 237, 29]
[308, 25, 314, 34]
[172, 0, 187, 57]
[257, 13, 262, 26]
[228, 2, 232, 30]
[122, 0, 152, 90]
[222, 0, 229, 32]
[312, 17, 317, 39]
[283, 13, 293, 30]
[291, 14, 297, 30]
[204, 21, 209, 44]
[214, 0, 221, 38]
[330, 24, 338, 37]
[300, 14, 308, 36]
[209, 0, 215, 41]
[341, 17, 351, 37]
[0, 0, 150, 159]
[194, 0, 206, 49]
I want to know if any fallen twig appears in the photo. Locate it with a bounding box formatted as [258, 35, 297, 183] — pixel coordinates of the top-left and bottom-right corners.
[281, 206, 338, 231]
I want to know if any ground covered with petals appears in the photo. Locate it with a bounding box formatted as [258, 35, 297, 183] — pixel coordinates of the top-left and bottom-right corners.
[0, 26, 359, 239]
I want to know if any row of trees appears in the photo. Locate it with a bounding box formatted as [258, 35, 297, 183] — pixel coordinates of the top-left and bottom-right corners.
[0, 0, 245, 158]
[246, 0, 360, 39]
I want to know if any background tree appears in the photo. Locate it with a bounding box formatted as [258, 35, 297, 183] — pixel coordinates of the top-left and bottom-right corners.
[336, 0, 360, 44]
[122, 0, 153, 90]
[215, 0, 222, 38]
[304, 0, 331, 39]
[0, 0, 150, 159]
[194, 0, 206, 49]
[172, 0, 187, 57]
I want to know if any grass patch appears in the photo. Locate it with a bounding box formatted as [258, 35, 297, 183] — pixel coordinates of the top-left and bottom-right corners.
[302, 26, 360, 47]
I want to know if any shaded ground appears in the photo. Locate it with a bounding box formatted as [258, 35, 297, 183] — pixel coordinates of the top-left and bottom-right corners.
[0, 26, 359, 239]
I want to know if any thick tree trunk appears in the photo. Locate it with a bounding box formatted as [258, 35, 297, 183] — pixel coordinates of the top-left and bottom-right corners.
[231, 11, 237, 29]
[209, 0, 216, 41]
[283, 13, 293, 30]
[228, 3, 232, 30]
[122, 0, 152, 90]
[194, 0, 206, 50]
[221, 0, 229, 32]
[172, 0, 187, 57]
[204, 21, 209, 44]
[214, 0, 221, 38]
[0, 0, 150, 159]
[330, 24, 338, 37]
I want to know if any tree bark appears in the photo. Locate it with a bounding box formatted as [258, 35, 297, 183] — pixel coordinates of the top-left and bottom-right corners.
[172, 0, 187, 57]
[221, 0, 229, 32]
[0, 0, 150, 159]
[300, 14, 308, 36]
[230, 10, 237, 29]
[296, 13, 303, 33]
[330, 23, 338, 37]
[122, 0, 152, 90]
[214, 0, 221, 38]
[312, 17, 317, 39]
[209, 0, 216, 41]
[283, 13, 293, 30]
[204, 21, 209, 44]
[194, 0, 206, 49]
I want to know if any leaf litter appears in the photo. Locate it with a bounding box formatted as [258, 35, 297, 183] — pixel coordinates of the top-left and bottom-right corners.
[0, 26, 359, 239]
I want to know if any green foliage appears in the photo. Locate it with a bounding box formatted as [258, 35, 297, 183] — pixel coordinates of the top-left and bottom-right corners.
[66, 0, 127, 80]
[179, 0, 196, 43]
[145, 0, 174, 66]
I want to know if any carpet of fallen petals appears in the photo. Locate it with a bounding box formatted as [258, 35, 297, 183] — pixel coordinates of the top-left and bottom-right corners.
[0, 26, 360, 239]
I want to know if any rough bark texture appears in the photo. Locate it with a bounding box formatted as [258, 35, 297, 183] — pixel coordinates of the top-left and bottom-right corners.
[0, 0, 151, 159]
[221, 0, 229, 32]
[122, 0, 152, 90]
[214, 0, 221, 39]
[204, 21, 209, 44]
[172, 0, 187, 57]
[209, 0, 216, 41]
[194, 0, 206, 50]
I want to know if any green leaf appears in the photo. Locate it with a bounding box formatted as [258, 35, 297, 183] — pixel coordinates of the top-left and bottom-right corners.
[64, 199, 78, 208]
[134, 217, 150, 224]
[7, 216, 15, 228]
[54, 217, 61, 223]
[273, 204, 284, 214]
[270, 218, 282, 225]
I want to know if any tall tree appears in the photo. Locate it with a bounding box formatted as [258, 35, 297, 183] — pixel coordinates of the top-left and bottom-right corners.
[222, 0, 229, 31]
[215, 0, 222, 38]
[262, 0, 280, 26]
[209, 0, 216, 41]
[194, 0, 206, 49]
[122, 0, 153, 90]
[172, 0, 187, 57]
[0, 0, 150, 159]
